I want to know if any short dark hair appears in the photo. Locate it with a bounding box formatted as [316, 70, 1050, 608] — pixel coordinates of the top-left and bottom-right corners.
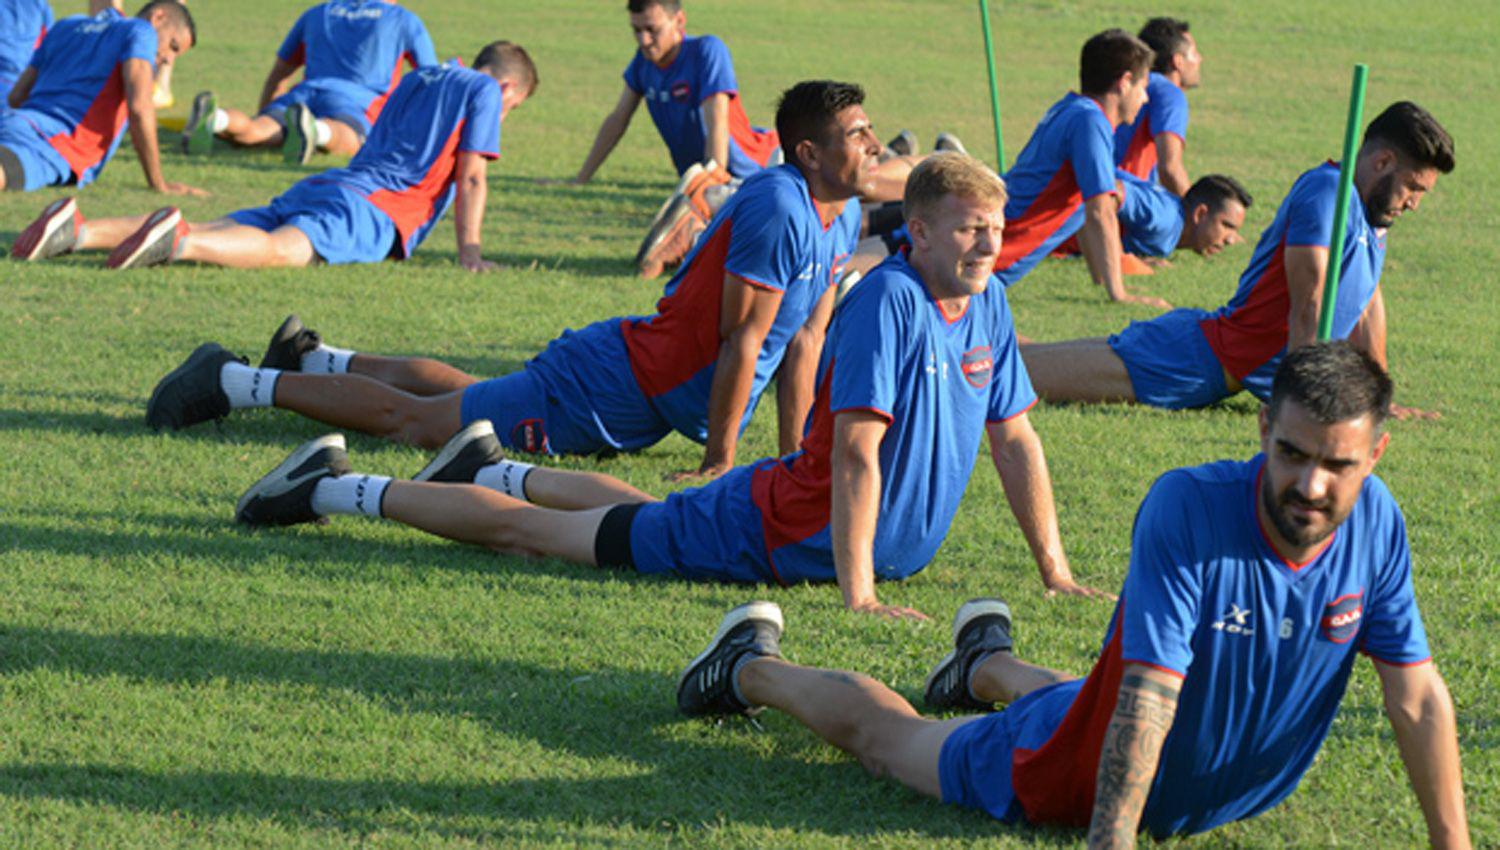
[473, 41, 539, 96]
[1079, 29, 1154, 95]
[1138, 18, 1190, 74]
[775, 80, 864, 166]
[1185, 174, 1252, 215]
[137, 0, 195, 46]
[627, 0, 680, 13]
[1362, 101, 1455, 174]
[1268, 341, 1393, 429]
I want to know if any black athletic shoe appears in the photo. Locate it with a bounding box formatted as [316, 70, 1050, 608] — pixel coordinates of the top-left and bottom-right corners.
[934, 132, 969, 155]
[145, 343, 244, 431]
[923, 598, 1013, 712]
[258, 314, 322, 371]
[886, 128, 918, 158]
[235, 434, 353, 526]
[676, 601, 783, 717]
[412, 419, 504, 483]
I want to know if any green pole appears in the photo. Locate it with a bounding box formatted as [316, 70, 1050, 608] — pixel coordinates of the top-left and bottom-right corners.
[1317, 64, 1369, 341]
[978, 0, 1006, 171]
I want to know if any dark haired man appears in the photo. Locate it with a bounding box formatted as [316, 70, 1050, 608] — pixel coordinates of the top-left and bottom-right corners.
[0, 0, 201, 194]
[13, 40, 536, 270]
[1115, 17, 1199, 196]
[226, 154, 1107, 614]
[1021, 101, 1454, 419]
[134, 80, 873, 485]
[1115, 171, 1249, 259]
[180, 0, 438, 164]
[988, 29, 1166, 307]
[674, 341, 1470, 848]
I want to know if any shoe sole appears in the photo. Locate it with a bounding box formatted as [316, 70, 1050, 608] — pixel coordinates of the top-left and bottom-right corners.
[108, 208, 181, 270]
[834, 269, 863, 307]
[637, 195, 704, 278]
[11, 197, 77, 261]
[235, 433, 348, 521]
[923, 598, 1011, 697]
[413, 419, 500, 482]
[645, 162, 705, 232]
[635, 192, 694, 272]
[283, 104, 317, 165]
[675, 601, 784, 698]
[183, 92, 215, 155]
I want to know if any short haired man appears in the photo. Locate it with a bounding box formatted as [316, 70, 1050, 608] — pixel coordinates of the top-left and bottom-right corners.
[228, 154, 1108, 614]
[135, 80, 872, 484]
[12, 41, 536, 272]
[1023, 101, 1454, 420]
[0, 0, 53, 101]
[180, 0, 438, 164]
[674, 342, 1470, 847]
[988, 29, 1168, 307]
[564, 0, 778, 187]
[1115, 171, 1249, 259]
[0, 1, 201, 195]
[1115, 17, 1200, 196]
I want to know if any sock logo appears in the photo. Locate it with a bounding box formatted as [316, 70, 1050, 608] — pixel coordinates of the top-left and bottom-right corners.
[354, 475, 369, 514]
[250, 370, 263, 403]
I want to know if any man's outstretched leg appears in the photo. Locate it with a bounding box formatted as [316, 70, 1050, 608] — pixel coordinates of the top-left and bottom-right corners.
[1020, 338, 1138, 404]
[676, 602, 979, 799]
[261, 315, 479, 397]
[922, 599, 1077, 710]
[234, 428, 655, 560]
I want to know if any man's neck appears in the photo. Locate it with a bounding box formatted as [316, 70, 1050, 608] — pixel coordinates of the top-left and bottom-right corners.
[1085, 92, 1123, 129]
[909, 251, 971, 318]
[654, 39, 683, 68]
[795, 165, 850, 227]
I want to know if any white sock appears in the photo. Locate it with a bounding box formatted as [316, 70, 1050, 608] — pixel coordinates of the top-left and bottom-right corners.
[300, 344, 355, 375]
[210, 108, 230, 133]
[310, 474, 391, 518]
[220, 361, 279, 408]
[313, 120, 332, 147]
[473, 460, 534, 500]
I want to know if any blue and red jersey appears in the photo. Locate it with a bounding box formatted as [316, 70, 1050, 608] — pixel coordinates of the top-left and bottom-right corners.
[1199, 162, 1385, 400]
[312, 63, 501, 258]
[623, 34, 779, 178]
[995, 92, 1119, 286]
[0, 0, 53, 96]
[745, 251, 1036, 583]
[10, 7, 154, 185]
[1114, 72, 1188, 183]
[276, 0, 437, 127]
[621, 163, 859, 444]
[1117, 169, 1183, 258]
[1001, 456, 1427, 837]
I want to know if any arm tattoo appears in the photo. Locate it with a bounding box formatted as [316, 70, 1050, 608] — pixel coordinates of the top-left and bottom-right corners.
[1086, 675, 1181, 849]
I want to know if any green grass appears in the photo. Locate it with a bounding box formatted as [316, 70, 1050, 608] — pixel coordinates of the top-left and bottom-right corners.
[1, 0, 1496, 846]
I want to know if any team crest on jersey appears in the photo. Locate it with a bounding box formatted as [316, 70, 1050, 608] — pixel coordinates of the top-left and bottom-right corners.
[1320, 592, 1364, 643]
[510, 419, 550, 455]
[960, 346, 993, 388]
[671, 81, 692, 103]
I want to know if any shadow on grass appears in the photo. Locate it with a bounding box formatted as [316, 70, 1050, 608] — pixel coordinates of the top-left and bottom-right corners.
[0, 625, 1069, 844]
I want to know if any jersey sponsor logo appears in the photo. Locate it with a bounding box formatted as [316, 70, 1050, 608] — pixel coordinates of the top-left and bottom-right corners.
[960, 346, 993, 388]
[1212, 602, 1254, 636]
[510, 418, 550, 455]
[1320, 592, 1364, 643]
[671, 81, 692, 103]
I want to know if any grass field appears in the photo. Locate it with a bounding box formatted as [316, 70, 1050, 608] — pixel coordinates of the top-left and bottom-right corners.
[1, 0, 1496, 846]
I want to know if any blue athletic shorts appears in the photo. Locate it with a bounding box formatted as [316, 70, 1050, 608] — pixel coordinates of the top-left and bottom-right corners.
[228, 178, 395, 264]
[938, 678, 1083, 822]
[0, 112, 71, 191]
[1107, 307, 1231, 410]
[459, 318, 674, 456]
[626, 464, 779, 583]
[262, 79, 373, 138]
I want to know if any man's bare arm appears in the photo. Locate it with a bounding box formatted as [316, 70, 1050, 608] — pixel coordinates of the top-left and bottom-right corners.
[775, 283, 837, 455]
[7, 66, 35, 109]
[672, 275, 782, 480]
[569, 85, 642, 184]
[1282, 243, 1328, 351]
[123, 57, 203, 195]
[1375, 659, 1471, 849]
[1154, 133, 1190, 197]
[987, 414, 1111, 599]
[1087, 665, 1181, 849]
[256, 57, 302, 113]
[830, 411, 927, 619]
[1079, 193, 1169, 309]
[700, 91, 730, 170]
[452, 151, 496, 272]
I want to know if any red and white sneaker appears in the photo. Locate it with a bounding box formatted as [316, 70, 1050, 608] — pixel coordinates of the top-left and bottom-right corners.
[11, 197, 83, 261]
[107, 207, 187, 269]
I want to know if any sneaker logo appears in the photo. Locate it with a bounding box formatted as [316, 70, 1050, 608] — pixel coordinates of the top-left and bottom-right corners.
[1320, 592, 1364, 644]
[1212, 603, 1254, 636]
[354, 475, 372, 515]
